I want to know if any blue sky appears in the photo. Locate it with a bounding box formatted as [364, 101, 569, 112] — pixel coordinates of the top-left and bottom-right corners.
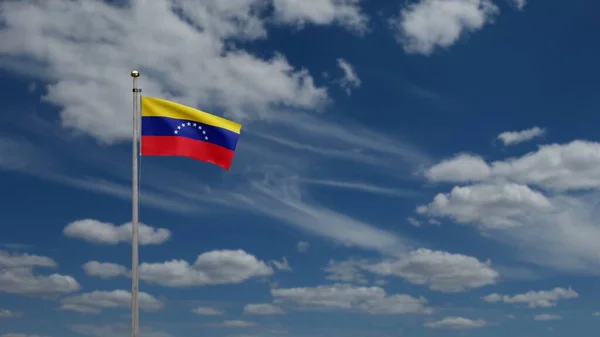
[1, 0, 600, 336]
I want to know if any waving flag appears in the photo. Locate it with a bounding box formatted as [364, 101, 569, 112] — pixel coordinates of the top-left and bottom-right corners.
[140, 97, 241, 170]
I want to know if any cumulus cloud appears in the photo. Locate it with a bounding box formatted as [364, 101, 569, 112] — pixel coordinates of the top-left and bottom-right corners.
[425, 141, 600, 192]
[139, 250, 274, 287]
[192, 307, 224, 316]
[0, 251, 56, 269]
[0, 250, 80, 295]
[425, 154, 491, 182]
[272, 283, 432, 314]
[482, 287, 578, 308]
[492, 141, 600, 191]
[60, 290, 163, 313]
[324, 259, 369, 284]
[0, 0, 331, 143]
[424, 317, 487, 329]
[421, 141, 600, 273]
[336, 58, 361, 95]
[391, 0, 499, 55]
[272, 0, 368, 33]
[417, 183, 553, 229]
[63, 219, 171, 245]
[497, 126, 545, 146]
[243, 303, 286, 315]
[534, 314, 561, 321]
[82, 261, 129, 279]
[68, 250, 277, 287]
[364, 249, 499, 292]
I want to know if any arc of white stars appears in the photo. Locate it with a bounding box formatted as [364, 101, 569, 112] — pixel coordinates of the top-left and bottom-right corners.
[172, 121, 209, 141]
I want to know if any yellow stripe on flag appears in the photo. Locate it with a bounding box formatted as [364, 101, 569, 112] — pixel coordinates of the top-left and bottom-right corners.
[141, 96, 241, 134]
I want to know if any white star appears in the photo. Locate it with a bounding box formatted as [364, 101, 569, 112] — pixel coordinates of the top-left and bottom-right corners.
[202, 130, 206, 135]
[187, 122, 191, 126]
[174, 130, 178, 134]
[193, 123, 197, 127]
[181, 123, 185, 127]
[199, 126, 202, 130]
[177, 126, 181, 129]
[205, 136, 208, 140]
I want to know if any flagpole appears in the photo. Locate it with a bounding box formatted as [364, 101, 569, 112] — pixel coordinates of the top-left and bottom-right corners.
[130, 70, 141, 337]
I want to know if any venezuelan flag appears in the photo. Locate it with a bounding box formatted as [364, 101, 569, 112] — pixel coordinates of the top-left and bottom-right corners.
[140, 97, 241, 170]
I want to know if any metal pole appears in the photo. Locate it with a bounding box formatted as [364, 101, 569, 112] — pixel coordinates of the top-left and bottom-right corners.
[130, 70, 140, 337]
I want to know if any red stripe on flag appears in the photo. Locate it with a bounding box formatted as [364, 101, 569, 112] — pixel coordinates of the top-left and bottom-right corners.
[141, 136, 235, 170]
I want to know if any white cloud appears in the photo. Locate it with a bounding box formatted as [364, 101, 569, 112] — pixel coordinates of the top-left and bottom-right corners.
[534, 314, 561, 321]
[407, 217, 422, 227]
[301, 178, 419, 198]
[272, 0, 368, 33]
[425, 154, 491, 183]
[192, 306, 224, 316]
[85, 254, 275, 285]
[492, 141, 600, 191]
[594, 311, 600, 316]
[336, 58, 361, 95]
[82, 261, 129, 279]
[272, 283, 432, 314]
[498, 127, 545, 146]
[270, 257, 293, 271]
[60, 290, 163, 313]
[364, 248, 499, 292]
[63, 219, 171, 245]
[424, 317, 487, 329]
[0, 250, 80, 295]
[439, 190, 600, 273]
[391, 0, 499, 55]
[0, 309, 22, 318]
[216, 320, 257, 328]
[482, 287, 578, 308]
[425, 141, 600, 192]
[420, 140, 600, 273]
[139, 250, 273, 287]
[509, 0, 527, 11]
[417, 183, 553, 229]
[297, 241, 310, 253]
[243, 303, 286, 315]
[241, 177, 411, 255]
[0, 0, 330, 143]
[324, 259, 369, 284]
[0, 251, 56, 268]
